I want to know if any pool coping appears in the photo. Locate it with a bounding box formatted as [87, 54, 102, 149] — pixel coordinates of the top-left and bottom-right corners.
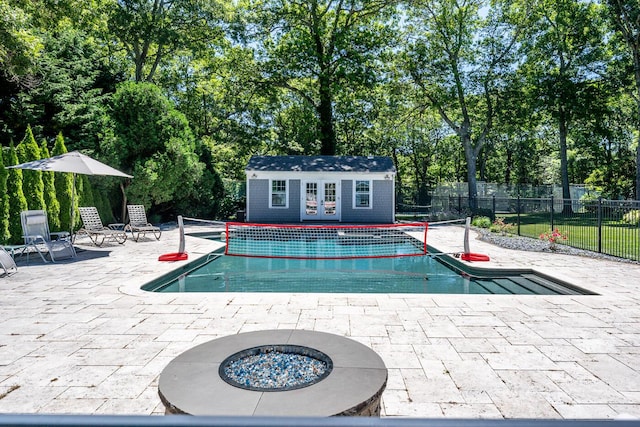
[136, 240, 595, 296]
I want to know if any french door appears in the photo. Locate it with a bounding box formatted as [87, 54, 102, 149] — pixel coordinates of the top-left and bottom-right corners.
[302, 180, 340, 221]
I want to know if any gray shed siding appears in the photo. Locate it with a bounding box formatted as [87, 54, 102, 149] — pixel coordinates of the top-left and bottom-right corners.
[247, 179, 300, 223]
[340, 180, 394, 223]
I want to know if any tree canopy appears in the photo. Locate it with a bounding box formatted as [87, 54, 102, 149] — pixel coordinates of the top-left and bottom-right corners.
[0, 0, 638, 226]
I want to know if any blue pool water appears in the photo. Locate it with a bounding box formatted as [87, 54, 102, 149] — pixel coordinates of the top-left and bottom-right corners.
[143, 250, 589, 295]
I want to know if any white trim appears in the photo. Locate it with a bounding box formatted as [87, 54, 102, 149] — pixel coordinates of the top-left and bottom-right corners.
[247, 171, 392, 182]
[269, 179, 289, 209]
[352, 179, 372, 210]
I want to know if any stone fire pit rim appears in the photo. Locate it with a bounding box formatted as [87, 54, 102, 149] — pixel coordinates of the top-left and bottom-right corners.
[158, 329, 388, 417]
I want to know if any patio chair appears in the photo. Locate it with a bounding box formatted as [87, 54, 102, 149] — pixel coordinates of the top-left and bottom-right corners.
[0, 247, 18, 276]
[76, 207, 127, 246]
[20, 210, 77, 263]
[124, 205, 161, 242]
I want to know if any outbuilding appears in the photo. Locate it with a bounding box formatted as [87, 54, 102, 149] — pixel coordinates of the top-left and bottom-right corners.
[245, 155, 396, 223]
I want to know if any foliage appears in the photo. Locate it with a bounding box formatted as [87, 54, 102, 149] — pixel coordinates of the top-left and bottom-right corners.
[17, 125, 46, 211]
[2, 0, 640, 225]
[606, 0, 640, 199]
[403, 0, 529, 210]
[490, 217, 515, 235]
[109, 0, 227, 83]
[51, 133, 75, 232]
[40, 139, 61, 230]
[622, 210, 640, 226]
[6, 141, 28, 244]
[471, 216, 492, 228]
[539, 228, 568, 250]
[109, 81, 204, 216]
[0, 0, 43, 83]
[239, 0, 397, 155]
[520, 0, 611, 212]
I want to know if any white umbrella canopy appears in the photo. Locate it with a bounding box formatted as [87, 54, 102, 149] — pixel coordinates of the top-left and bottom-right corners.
[6, 151, 133, 235]
[6, 151, 133, 178]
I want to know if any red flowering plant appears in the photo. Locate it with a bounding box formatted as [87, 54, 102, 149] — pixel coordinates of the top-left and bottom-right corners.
[539, 228, 568, 251]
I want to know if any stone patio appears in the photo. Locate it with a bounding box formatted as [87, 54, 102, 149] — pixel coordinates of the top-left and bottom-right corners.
[0, 224, 639, 419]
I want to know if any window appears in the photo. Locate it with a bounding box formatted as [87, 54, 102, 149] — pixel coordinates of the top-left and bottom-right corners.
[270, 180, 288, 208]
[354, 180, 371, 208]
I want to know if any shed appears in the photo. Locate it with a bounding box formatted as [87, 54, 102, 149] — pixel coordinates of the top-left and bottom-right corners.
[245, 155, 396, 223]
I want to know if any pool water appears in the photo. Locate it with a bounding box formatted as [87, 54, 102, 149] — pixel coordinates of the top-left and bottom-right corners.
[143, 252, 589, 295]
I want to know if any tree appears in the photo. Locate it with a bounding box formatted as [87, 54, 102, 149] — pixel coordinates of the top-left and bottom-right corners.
[606, 0, 640, 199]
[17, 125, 46, 211]
[52, 132, 75, 232]
[109, 0, 226, 83]
[41, 139, 61, 230]
[0, 0, 43, 86]
[404, 0, 527, 210]
[521, 0, 609, 212]
[108, 81, 203, 218]
[6, 141, 28, 244]
[240, 0, 397, 155]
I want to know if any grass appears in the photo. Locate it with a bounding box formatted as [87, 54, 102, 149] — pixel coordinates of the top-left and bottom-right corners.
[498, 212, 640, 260]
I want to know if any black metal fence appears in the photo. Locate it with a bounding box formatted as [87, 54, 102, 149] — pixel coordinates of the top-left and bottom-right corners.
[430, 196, 640, 262]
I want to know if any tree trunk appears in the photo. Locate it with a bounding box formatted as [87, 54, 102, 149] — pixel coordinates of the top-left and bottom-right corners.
[558, 107, 573, 214]
[463, 134, 479, 212]
[318, 75, 336, 155]
[391, 148, 403, 206]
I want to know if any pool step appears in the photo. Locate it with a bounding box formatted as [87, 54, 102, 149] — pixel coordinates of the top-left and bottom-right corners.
[520, 274, 584, 295]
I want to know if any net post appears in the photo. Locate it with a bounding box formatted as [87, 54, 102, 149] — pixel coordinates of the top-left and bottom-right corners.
[177, 215, 185, 254]
[464, 217, 471, 254]
[423, 222, 428, 254]
[224, 222, 230, 255]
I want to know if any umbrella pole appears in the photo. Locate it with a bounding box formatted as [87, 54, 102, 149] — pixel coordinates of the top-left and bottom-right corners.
[70, 173, 76, 237]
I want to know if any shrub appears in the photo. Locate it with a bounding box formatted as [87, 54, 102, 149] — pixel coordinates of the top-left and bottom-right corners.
[473, 208, 495, 221]
[539, 228, 568, 250]
[472, 216, 491, 228]
[490, 217, 515, 235]
[622, 210, 640, 226]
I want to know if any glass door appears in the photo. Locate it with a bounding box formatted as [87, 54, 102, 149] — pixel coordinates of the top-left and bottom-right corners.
[322, 182, 336, 217]
[301, 181, 340, 220]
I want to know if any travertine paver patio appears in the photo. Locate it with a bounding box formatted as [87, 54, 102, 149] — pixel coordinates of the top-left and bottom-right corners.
[0, 224, 639, 419]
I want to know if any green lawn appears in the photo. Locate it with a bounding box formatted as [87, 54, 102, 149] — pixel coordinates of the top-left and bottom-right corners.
[498, 212, 640, 261]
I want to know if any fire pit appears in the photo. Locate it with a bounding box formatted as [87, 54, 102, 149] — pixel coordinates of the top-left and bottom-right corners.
[158, 329, 387, 417]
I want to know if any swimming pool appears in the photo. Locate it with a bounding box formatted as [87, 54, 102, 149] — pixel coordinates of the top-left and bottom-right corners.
[142, 248, 593, 295]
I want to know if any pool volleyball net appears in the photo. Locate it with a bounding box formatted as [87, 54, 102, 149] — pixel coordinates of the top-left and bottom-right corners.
[224, 222, 428, 259]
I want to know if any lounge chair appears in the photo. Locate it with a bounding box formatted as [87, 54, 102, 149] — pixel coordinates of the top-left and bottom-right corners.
[77, 207, 127, 246]
[124, 205, 161, 241]
[20, 210, 76, 263]
[0, 247, 18, 276]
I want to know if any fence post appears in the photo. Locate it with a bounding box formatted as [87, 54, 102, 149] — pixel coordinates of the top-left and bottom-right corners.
[550, 196, 554, 230]
[597, 197, 602, 254]
[492, 195, 496, 218]
[517, 196, 521, 236]
[458, 194, 462, 214]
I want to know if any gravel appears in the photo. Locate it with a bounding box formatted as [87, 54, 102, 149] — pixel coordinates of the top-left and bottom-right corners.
[222, 349, 329, 391]
[476, 229, 639, 264]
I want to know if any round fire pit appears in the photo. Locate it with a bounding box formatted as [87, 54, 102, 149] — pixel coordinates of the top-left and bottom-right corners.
[158, 330, 387, 417]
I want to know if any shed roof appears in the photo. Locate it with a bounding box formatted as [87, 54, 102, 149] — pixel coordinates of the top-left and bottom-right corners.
[246, 156, 396, 173]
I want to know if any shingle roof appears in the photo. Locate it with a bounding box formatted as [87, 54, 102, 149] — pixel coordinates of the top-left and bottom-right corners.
[246, 156, 396, 173]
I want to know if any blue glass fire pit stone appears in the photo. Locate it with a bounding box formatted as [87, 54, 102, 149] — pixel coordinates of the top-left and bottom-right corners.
[220, 344, 333, 391]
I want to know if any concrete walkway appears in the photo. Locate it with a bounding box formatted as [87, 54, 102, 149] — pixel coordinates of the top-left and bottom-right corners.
[0, 224, 639, 419]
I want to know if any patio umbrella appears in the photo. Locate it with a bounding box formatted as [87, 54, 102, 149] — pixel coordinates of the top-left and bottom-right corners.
[6, 151, 133, 234]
